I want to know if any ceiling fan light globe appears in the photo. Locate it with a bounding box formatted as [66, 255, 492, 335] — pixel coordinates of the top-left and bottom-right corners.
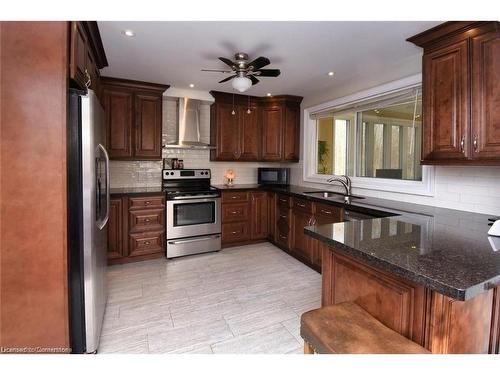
[231, 76, 252, 93]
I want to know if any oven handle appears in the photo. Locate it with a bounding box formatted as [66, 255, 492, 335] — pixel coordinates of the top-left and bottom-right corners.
[168, 234, 221, 245]
[170, 194, 220, 200]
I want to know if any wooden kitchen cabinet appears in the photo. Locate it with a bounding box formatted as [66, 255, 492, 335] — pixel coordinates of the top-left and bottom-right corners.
[211, 102, 241, 160]
[210, 91, 302, 162]
[291, 198, 315, 263]
[101, 77, 169, 160]
[108, 194, 165, 264]
[220, 190, 268, 246]
[69, 21, 107, 92]
[261, 105, 283, 161]
[408, 21, 500, 165]
[134, 93, 163, 159]
[107, 198, 125, 260]
[471, 29, 500, 160]
[250, 191, 269, 240]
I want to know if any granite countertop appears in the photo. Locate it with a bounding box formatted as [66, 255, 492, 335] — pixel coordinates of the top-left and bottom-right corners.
[216, 184, 500, 301]
[110, 186, 164, 196]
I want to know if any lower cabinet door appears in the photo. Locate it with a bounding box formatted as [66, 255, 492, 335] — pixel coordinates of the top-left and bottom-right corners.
[222, 222, 250, 244]
[291, 209, 314, 262]
[107, 198, 124, 260]
[250, 191, 269, 240]
[129, 231, 164, 257]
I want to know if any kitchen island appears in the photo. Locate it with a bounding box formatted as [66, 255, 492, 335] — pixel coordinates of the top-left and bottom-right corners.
[305, 214, 500, 354]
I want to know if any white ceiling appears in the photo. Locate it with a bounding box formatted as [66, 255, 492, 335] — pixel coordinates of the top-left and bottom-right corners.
[98, 21, 440, 99]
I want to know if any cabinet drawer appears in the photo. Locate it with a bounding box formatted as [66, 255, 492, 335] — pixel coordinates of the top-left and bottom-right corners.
[222, 222, 250, 243]
[129, 231, 164, 257]
[129, 208, 164, 233]
[222, 203, 249, 223]
[222, 191, 249, 203]
[276, 229, 290, 249]
[277, 194, 291, 208]
[315, 202, 342, 222]
[293, 197, 313, 213]
[129, 196, 165, 210]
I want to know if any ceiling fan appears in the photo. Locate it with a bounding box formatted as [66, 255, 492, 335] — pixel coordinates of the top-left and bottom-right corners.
[201, 52, 281, 93]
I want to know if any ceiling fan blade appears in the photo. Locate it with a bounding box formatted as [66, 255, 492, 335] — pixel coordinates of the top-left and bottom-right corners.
[248, 75, 260, 85]
[255, 69, 281, 77]
[218, 75, 237, 83]
[219, 57, 235, 68]
[201, 69, 233, 73]
[248, 56, 270, 71]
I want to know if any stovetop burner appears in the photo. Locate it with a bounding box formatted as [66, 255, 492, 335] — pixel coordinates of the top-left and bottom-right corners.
[162, 169, 219, 200]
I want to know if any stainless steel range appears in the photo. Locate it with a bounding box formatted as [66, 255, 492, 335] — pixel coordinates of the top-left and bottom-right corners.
[163, 169, 221, 258]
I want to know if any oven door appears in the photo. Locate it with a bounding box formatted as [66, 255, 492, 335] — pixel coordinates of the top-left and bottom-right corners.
[166, 197, 221, 239]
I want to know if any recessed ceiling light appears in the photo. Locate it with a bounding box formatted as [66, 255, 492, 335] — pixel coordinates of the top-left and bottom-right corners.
[122, 30, 135, 37]
[266, 93, 272, 97]
[327, 71, 334, 76]
[189, 84, 195, 88]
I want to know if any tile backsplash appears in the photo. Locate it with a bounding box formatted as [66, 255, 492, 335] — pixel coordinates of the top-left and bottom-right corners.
[110, 95, 284, 187]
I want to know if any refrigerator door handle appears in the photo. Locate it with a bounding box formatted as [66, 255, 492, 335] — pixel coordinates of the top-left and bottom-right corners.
[96, 143, 110, 229]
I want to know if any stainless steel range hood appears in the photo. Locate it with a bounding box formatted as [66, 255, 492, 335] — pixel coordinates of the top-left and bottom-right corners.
[163, 97, 215, 150]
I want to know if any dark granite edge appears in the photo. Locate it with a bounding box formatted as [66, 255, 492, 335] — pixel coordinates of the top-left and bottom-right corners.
[110, 187, 164, 196]
[304, 227, 470, 300]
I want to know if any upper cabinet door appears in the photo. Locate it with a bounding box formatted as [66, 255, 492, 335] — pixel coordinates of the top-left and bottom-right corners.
[261, 106, 283, 161]
[422, 39, 470, 162]
[283, 105, 300, 161]
[239, 105, 260, 161]
[471, 30, 500, 160]
[103, 88, 134, 158]
[212, 103, 241, 160]
[70, 22, 88, 89]
[134, 93, 162, 159]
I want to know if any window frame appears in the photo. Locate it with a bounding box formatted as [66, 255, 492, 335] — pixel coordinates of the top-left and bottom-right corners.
[303, 74, 435, 197]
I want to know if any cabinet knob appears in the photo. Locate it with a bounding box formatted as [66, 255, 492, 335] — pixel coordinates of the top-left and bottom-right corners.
[145, 218, 151, 222]
[144, 241, 151, 245]
[145, 201, 151, 205]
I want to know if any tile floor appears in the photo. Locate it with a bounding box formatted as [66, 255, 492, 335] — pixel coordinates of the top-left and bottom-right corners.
[99, 242, 321, 354]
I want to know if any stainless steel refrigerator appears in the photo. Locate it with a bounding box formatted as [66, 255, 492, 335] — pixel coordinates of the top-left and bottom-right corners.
[68, 89, 109, 354]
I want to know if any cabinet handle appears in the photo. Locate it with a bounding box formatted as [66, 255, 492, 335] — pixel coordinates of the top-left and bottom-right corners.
[145, 201, 151, 205]
[296, 203, 306, 207]
[279, 198, 287, 203]
[460, 136, 465, 153]
[320, 209, 332, 215]
[144, 241, 151, 245]
[280, 214, 287, 219]
[279, 234, 287, 240]
[231, 211, 239, 214]
[231, 231, 238, 235]
[473, 135, 478, 152]
[231, 196, 238, 199]
[145, 218, 151, 222]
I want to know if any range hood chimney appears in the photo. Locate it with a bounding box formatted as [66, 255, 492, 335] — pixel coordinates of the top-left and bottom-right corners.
[163, 97, 215, 149]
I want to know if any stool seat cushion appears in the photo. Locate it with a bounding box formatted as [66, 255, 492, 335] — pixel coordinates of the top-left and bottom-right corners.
[300, 302, 430, 354]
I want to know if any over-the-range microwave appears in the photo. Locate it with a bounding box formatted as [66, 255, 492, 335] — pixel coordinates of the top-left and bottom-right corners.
[257, 167, 290, 186]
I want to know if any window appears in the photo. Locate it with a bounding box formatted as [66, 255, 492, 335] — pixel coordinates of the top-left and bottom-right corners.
[314, 87, 421, 181]
[304, 76, 434, 196]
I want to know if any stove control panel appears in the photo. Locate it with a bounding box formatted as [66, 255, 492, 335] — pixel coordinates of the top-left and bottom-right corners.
[162, 169, 211, 180]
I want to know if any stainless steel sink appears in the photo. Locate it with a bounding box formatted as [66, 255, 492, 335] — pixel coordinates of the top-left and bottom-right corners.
[303, 191, 365, 200]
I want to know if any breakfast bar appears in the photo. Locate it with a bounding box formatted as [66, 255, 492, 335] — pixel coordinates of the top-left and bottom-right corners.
[305, 212, 500, 354]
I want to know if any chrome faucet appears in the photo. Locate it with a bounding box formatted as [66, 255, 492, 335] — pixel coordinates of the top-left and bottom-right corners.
[326, 175, 352, 196]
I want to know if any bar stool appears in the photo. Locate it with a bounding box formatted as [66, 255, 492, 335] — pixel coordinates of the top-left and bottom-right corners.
[300, 302, 430, 354]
